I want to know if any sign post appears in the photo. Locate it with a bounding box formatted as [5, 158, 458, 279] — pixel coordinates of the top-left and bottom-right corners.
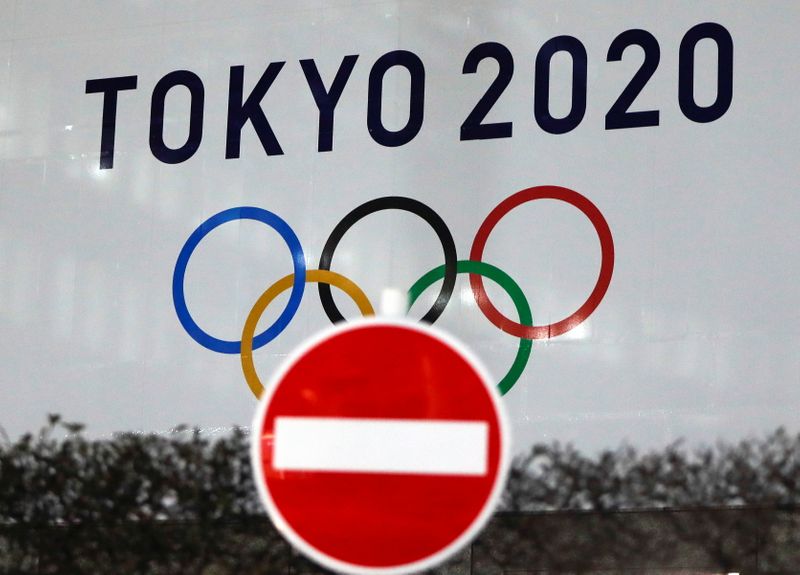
[251, 319, 510, 574]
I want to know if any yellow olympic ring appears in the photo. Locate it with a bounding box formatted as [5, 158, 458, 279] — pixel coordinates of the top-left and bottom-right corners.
[241, 269, 375, 398]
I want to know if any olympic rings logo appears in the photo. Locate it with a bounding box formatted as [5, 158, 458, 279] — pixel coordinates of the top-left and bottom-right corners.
[172, 185, 614, 397]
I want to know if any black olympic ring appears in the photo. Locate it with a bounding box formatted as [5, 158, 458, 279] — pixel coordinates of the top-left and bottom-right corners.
[317, 196, 458, 324]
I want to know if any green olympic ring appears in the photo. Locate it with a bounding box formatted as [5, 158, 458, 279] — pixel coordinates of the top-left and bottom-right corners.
[408, 260, 533, 395]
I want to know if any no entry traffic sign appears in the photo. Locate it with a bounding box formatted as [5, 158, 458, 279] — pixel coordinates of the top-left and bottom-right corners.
[251, 319, 510, 574]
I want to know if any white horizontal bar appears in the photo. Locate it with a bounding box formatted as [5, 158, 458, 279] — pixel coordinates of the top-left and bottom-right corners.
[272, 417, 488, 476]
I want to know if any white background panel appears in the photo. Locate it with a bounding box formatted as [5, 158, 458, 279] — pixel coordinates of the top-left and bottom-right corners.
[0, 1, 798, 453]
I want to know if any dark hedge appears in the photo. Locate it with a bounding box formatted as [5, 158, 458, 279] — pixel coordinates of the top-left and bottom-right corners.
[1, 416, 798, 574]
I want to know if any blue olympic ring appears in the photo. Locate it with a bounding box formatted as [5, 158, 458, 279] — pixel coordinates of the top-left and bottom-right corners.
[172, 207, 306, 354]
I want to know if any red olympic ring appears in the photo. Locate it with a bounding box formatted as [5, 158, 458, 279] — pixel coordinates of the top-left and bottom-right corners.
[469, 185, 614, 340]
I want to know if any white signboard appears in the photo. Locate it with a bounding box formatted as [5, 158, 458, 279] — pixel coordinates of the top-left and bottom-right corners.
[0, 2, 797, 453]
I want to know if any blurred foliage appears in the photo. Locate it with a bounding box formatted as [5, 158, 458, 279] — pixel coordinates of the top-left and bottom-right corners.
[0, 415, 291, 574]
[505, 428, 800, 511]
[0, 416, 798, 574]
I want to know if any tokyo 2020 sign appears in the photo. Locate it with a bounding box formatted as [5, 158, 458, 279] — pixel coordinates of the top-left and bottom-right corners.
[1, 2, 798, 457]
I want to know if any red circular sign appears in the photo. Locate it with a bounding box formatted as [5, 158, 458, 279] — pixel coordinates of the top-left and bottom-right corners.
[251, 319, 510, 574]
